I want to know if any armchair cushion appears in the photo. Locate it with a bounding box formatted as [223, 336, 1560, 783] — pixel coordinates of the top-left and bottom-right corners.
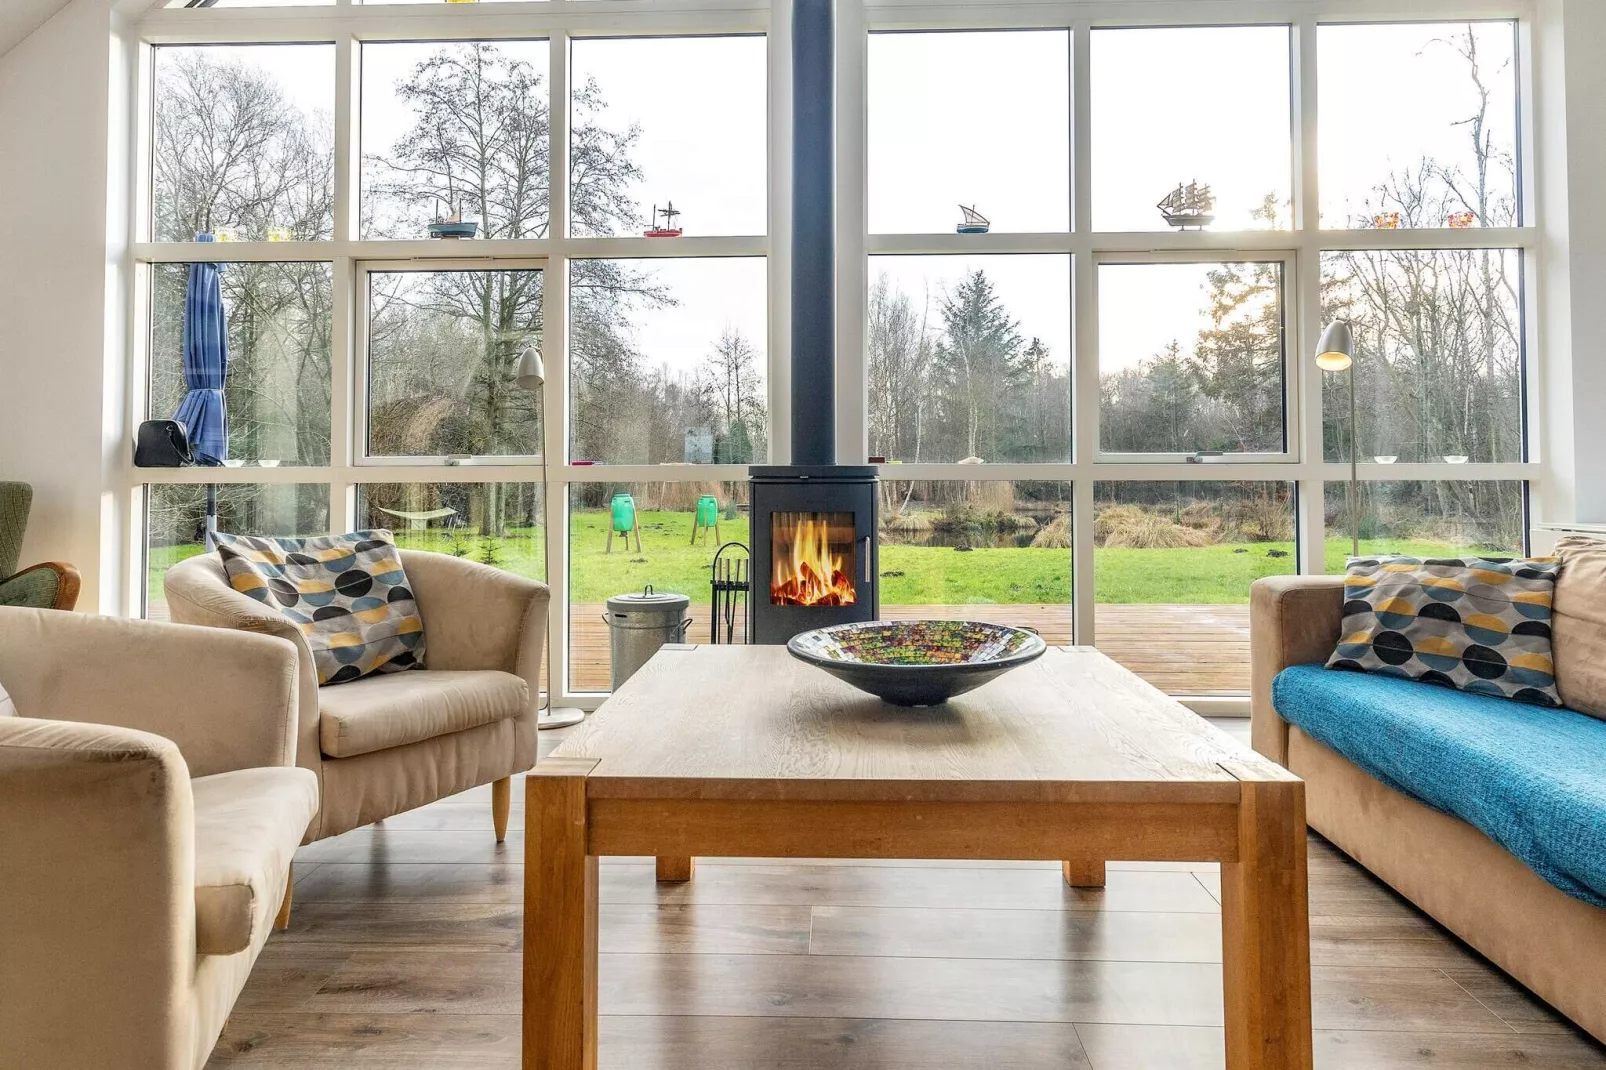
[317, 669, 528, 759]
[215, 529, 426, 686]
[192, 766, 318, 955]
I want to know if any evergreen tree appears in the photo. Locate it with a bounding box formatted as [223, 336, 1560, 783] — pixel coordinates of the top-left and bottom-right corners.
[932, 270, 1026, 461]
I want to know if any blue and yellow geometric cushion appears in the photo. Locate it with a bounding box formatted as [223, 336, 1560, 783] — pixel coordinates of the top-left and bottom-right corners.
[1327, 555, 1561, 707]
[214, 529, 427, 686]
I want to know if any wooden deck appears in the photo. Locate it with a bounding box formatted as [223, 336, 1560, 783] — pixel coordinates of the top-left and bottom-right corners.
[569, 603, 1251, 697]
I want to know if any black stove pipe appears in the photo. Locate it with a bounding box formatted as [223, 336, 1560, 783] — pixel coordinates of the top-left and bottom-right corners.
[790, 0, 835, 465]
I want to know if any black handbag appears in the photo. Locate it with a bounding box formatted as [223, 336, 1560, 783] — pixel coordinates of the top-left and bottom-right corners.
[135, 420, 194, 467]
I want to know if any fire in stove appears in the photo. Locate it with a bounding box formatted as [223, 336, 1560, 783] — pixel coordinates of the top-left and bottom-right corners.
[770, 510, 857, 607]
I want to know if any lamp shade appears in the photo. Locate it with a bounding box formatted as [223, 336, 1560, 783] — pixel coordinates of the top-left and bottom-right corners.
[1315, 320, 1353, 371]
[515, 345, 545, 390]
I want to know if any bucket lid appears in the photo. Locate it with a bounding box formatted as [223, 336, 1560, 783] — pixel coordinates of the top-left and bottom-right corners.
[606, 583, 690, 610]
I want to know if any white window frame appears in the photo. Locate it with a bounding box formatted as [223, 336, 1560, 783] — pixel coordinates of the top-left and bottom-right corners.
[1090, 249, 1302, 465]
[355, 257, 552, 468]
[129, 0, 1543, 713]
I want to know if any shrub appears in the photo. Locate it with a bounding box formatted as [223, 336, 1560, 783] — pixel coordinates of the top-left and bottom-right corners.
[932, 501, 975, 535]
[1031, 514, 1071, 549]
[1093, 504, 1148, 544]
[1179, 502, 1219, 530]
[1103, 512, 1215, 549]
[1227, 491, 1295, 543]
[883, 510, 935, 534]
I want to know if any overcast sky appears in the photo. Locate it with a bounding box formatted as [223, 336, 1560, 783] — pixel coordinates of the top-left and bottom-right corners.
[159, 20, 1516, 410]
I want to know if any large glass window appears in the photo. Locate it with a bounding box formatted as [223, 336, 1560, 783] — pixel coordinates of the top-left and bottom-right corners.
[152, 44, 335, 242]
[1321, 249, 1523, 463]
[361, 41, 551, 241]
[1320, 22, 1518, 229]
[1094, 481, 1296, 696]
[1099, 261, 1287, 456]
[357, 482, 548, 690]
[366, 267, 544, 458]
[569, 257, 766, 465]
[879, 480, 1072, 645]
[1092, 27, 1291, 232]
[869, 30, 1069, 234]
[357, 482, 545, 580]
[1323, 481, 1525, 571]
[868, 255, 1071, 463]
[145, 483, 329, 620]
[150, 262, 332, 466]
[134, 6, 1543, 705]
[568, 481, 751, 692]
[568, 36, 766, 238]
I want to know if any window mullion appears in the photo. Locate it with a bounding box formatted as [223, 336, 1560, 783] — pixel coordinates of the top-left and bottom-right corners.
[834, 0, 869, 464]
[334, 34, 358, 243]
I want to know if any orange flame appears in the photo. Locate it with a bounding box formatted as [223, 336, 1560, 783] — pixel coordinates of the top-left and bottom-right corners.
[771, 512, 857, 606]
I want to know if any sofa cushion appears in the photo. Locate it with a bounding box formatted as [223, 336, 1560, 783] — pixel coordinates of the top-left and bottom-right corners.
[1328, 555, 1561, 707]
[192, 766, 318, 955]
[1273, 663, 1606, 906]
[214, 529, 426, 686]
[1553, 536, 1606, 720]
[317, 669, 528, 759]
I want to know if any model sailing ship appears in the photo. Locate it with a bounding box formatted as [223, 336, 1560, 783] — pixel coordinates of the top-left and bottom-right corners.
[1157, 181, 1215, 230]
[956, 205, 991, 234]
[644, 202, 683, 238]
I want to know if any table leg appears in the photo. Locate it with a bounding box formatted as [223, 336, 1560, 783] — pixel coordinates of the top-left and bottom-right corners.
[656, 856, 696, 882]
[1221, 779, 1313, 1070]
[1062, 859, 1106, 887]
[524, 764, 599, 1070]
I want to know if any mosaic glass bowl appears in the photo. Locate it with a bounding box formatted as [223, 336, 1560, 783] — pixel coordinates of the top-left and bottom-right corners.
[786, 620, 1047, 706]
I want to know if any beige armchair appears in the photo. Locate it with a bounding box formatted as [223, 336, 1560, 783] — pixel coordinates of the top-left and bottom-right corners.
[164, 549, 547, 843]
[0, 607, 317, 1070]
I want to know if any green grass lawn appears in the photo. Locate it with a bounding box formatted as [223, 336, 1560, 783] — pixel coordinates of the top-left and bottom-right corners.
[147, 511, 1477, 609]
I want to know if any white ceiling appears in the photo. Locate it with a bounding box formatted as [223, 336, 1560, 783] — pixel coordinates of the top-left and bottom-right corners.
[0, 0, 81, 60]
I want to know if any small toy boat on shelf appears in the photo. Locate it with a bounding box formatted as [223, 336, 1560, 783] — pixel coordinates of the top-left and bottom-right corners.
[956, 204, 990, 234]
[1158, 181, 1215, 230]
[644, 202, 683, 238]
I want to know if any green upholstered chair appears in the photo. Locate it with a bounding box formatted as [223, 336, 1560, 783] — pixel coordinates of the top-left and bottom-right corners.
[0, 483, 79, 610]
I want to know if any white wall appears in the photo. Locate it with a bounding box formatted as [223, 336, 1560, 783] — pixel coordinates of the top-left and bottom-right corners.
[0, 0, 1602, 616]
[1536, 0, 1606, 525]
[0, 0, 133, 613]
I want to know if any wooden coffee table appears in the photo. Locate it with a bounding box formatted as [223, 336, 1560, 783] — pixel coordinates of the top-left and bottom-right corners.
[523, 644, 1312, 1070]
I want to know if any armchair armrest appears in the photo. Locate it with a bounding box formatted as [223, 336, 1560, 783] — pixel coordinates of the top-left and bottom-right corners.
[164, 552, 322, 777]
[400, 550, 551, 711]
[0, 561, 80, 609]
[0, 717, 196, 1068]
[1249, 575, 1345, 765]
[0, 606, 301, 778]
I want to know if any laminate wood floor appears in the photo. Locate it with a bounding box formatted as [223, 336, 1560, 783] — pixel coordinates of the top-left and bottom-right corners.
[209, 720, 1606, 1069]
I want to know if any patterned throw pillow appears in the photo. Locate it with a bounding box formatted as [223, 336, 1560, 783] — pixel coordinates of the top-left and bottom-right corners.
[1328, 555, 1561, 707]
[214, 530, 426, 686]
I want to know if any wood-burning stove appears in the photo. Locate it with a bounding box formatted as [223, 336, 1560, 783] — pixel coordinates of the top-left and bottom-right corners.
[745, 0, 881, 645]
[749, 465, 878, 644]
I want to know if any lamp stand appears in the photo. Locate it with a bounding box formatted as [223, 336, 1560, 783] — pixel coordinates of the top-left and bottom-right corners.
[1347, 360, 1359, 557]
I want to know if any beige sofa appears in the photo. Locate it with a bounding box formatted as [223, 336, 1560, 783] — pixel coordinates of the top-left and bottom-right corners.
[0, 607, 318, 1070]
[164, 549, 547, 842]
[1251, 575, 1606, 1042]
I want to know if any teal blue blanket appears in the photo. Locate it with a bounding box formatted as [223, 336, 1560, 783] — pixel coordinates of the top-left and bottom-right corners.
[1274, 664, 1606, 907]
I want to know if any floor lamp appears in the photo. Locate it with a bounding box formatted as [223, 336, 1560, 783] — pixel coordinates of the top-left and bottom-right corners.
[517, 345, 586, 730]
[1315, 320, 1360, 557]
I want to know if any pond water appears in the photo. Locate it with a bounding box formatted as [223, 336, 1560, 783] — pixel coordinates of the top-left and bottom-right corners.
[881, 513, 1059, 550]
